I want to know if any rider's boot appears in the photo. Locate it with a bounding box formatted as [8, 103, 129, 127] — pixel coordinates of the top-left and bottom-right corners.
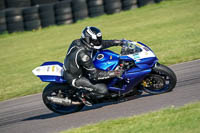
[78, 91, 93, 106]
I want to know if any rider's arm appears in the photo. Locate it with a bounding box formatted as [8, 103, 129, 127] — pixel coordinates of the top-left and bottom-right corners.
[101, 40, 122, 49]
[78, 50, 117, 81]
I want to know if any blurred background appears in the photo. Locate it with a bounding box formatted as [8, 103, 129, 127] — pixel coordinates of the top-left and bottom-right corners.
[0, 0, 163, 33]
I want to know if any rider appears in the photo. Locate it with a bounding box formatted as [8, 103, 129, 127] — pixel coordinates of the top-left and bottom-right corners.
[63, 26, 124, 105]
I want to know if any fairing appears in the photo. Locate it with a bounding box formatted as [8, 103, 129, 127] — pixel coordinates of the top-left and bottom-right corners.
[93, 41, 158, 71]
[93, 50, 119, 71]
[32, 61, 66, 83]
[92, 41, 158, 93]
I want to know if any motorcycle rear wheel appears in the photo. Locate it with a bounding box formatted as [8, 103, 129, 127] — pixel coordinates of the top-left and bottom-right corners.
[42, 83, 84, 114]
[142, 63, 177, 94]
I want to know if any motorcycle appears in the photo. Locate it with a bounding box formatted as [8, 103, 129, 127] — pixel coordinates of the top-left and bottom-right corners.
[32, 40, 177, 114]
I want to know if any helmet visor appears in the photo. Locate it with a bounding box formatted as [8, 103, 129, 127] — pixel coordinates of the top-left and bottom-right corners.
[91, 36, 102, 49]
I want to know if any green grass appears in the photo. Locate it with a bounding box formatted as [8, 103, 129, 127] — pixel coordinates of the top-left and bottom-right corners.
[0, 0, 200, 101]
[61, 102, 200, 133]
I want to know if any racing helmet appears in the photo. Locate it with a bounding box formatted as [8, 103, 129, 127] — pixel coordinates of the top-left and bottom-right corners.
[81, 26, 102, 50]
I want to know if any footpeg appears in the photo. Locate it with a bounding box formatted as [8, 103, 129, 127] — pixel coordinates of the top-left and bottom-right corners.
[79, 97, 93, 106]
[78, 93, 93, 106]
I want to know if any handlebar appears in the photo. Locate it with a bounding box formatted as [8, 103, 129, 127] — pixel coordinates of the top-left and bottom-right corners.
[120, 40, 140, 55]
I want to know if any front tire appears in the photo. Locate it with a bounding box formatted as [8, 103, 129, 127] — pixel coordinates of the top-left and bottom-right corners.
[142, 63, 177, 94]
[42, 83, 84, 115]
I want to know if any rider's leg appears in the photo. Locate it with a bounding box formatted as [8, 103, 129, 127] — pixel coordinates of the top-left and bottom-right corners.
[74, 77, 108, 97]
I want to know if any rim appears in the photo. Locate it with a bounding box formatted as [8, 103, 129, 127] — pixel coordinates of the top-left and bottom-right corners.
[142, 74, 171, 93]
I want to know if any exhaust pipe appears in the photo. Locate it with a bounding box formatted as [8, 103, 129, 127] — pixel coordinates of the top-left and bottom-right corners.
[47, 96, 81, 106]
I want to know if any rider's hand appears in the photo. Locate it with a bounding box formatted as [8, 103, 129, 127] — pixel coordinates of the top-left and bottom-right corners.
[114, 69, 124, 78]
[108, 69, 124, 78]
[113, 40, 123, 46]
[120, 39, 128, 47]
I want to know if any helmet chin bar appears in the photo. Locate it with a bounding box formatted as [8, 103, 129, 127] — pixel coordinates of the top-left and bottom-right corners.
[93, 45, 102, 50]
[82, 39, 102, 50]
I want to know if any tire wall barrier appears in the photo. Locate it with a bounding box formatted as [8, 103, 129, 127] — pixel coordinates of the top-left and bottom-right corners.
[55, 1, 73, 25]
[137, 0, 155, 7]
[104, 0, 122, 14]
[72, 0, 88, 22]
[122, 0, 137, 10]
[39, 4, 55, 28]
[87, 0, 104, 18]
[0, 0, 164, 34]
[23, 6, 41, 31]
[0, 10, 7, 33]
[6, 0, 31, 8]
[0, 0, 5, 10]
[31, 0, 58, 6]
[6, 8, 24, 33]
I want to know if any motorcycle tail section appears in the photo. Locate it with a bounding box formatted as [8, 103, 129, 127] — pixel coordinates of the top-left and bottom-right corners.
[32, 61, 66, 83]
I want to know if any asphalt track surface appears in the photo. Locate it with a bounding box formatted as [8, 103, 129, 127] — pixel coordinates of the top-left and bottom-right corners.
[0, 60, 200, 133]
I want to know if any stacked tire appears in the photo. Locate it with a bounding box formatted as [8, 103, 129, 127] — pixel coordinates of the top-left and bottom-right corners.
[39, 4, 55, 28]
[0, 11, 7, 33]
[5, 0, 31, 8]
[0, 0, 5, 10]
[54, 1, 73, 25]
[121, 0, 137, 10]
[154, 0, 163, 3]
[87, 0, 104, 18]
[31, 0, 58, 5]
[6, 8, 24, 33]
[104, 0, 122, 14]
[137, 0, 154, 7]
[72, 0, 88, 22]
[23, 6, 41, 31]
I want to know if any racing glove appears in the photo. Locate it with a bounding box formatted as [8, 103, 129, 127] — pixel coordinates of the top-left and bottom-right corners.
[108, 69, 124, 78]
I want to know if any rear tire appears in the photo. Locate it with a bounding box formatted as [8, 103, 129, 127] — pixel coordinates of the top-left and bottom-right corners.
[42, 83, 84, 114]
[142, 63, 177, 94]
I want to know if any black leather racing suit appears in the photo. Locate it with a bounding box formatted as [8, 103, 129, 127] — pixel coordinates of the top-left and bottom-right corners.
[63, 39, 122, 96]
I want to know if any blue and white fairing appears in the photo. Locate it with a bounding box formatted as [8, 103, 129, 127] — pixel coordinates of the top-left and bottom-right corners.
[32, 61, 66, 83]
[93, 41, 158, 93]
[126, 41, 158, 69]
[119, 41, 158, 92]
[93, 41, 158, 71]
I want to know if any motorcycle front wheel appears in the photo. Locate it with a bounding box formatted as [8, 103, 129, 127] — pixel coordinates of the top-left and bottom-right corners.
[141, 63, 177, 95]
[42, 83, 84, 115]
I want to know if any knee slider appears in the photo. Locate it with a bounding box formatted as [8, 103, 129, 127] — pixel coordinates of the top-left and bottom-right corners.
[95, 83, 108, 95]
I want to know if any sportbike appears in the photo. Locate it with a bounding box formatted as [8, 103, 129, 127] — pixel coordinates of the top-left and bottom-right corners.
[32, 40, 177, 114]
